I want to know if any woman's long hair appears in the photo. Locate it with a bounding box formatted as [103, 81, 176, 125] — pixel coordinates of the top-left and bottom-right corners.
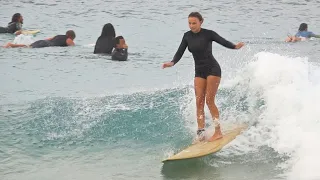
[298, 23, 308, 31]
[100, 23, 115, 38]
[11, 13, 21, 23]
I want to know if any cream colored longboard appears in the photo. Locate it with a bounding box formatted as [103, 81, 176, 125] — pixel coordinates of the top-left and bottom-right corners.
[21, 30, 40, 35]
[162, 124, 247, 162]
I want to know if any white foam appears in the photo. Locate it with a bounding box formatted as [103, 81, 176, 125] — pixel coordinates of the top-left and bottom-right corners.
[181, 51, 320, 179]
[234, 52, 320, 179]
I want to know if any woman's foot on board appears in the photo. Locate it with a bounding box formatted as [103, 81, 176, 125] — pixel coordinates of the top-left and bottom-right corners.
[208, 127, 223, 142]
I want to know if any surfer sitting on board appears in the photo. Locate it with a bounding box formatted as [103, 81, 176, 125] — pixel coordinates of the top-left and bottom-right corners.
[3, 30, 76, 48]
[285, 23, 320, 42]
[162, 12, 244, 143]
[0, 13, 23, 35]
[94, 23, 116, 54]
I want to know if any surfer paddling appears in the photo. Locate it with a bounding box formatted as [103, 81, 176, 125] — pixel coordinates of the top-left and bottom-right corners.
[286, 23, 320, 42]
[3, 30, 76, 48]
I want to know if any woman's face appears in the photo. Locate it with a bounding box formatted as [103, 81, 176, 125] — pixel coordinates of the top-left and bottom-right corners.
[117, 39, 127, 48]
[19, 16, 24, 24]
[188, 17, 202, 33]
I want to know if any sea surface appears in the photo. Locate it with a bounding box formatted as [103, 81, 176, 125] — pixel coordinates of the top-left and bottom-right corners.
[1, 0, 320, 180]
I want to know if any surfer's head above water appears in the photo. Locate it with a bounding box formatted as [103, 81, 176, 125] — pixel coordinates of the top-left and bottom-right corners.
[298, 23, 308, 31]
[188, 12, 203, 33]
[11, 13, 23, 24]
[111, 35, 128, 61]
[114, 36, 127, 49]
[66, 30, 76, 40]
[100, 23, 115, 38]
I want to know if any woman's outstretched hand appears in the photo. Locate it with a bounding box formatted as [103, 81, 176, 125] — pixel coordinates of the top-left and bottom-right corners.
[235, 42, 245, 49]
[162, 62, 174, 69]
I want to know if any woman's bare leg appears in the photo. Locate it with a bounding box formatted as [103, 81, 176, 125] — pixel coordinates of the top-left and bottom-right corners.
[205, 75, 223, 141]
[194, 77, 207, 142]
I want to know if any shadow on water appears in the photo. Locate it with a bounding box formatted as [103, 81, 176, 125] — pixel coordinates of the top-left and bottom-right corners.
[161, 158, 222, 180]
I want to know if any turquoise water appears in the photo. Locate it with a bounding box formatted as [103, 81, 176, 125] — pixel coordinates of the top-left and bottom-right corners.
[1, 0, 320, 180]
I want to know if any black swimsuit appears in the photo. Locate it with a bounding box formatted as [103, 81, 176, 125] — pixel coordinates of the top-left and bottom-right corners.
[30, 35, 68, 48]
[171, 28, 235, 78]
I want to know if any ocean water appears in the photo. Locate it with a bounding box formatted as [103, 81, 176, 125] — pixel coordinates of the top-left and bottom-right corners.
[1, 0, 320, 180]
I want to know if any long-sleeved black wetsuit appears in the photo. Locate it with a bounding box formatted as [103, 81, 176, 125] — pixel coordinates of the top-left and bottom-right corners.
[0, 22, 22, 34]
[111, 48, 128, 61]
[171, 28, 236, 78]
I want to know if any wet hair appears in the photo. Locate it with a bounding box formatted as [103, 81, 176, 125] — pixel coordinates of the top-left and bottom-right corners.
[114, 36, 124, 47]
[11, 13, 21, 23]
[66, 30, 76, 39]
[298, 23, 308, 31]
[101, 23, 116, 37]
[188, 12, 203, 22]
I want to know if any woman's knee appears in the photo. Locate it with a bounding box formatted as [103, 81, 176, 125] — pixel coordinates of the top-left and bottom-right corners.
[205, 96, 216, 106]
[196, 98, 205, 107]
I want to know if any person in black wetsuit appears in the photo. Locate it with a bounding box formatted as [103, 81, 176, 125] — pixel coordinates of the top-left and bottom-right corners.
[94, 23, 116, 54]
[111, 36, 128, 61]
[162, 12, 244, 143]
[3, 30, 76, 48]
[0, 13, 24, 35]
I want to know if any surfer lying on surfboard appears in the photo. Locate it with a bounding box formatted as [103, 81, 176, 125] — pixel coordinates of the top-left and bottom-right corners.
[2, 30, 76, 48]
[0, 13, 23, 35]
[285, 23, 320, 42]
[162, 12, 244, 143]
